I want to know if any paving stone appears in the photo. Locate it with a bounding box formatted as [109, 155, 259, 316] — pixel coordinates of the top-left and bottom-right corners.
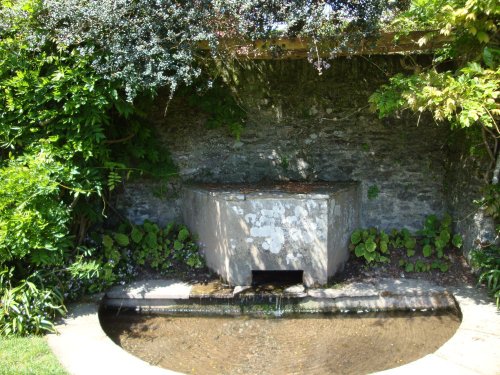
[308, 278, 445, 299]
[47, 303, 179, 375]
[104, 299, 178, 309]
[435, 329, 500, 375]
[374, 354, 479, 375]
[283, 284, 306, 297]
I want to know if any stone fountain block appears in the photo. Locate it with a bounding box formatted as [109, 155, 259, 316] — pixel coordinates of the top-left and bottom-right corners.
[182, 182, 360, 287]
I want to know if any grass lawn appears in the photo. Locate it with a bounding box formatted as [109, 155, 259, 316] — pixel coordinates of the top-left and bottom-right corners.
[0, 336, 67, 375]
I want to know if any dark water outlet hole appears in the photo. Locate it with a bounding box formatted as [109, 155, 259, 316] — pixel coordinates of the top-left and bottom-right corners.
[251, 270, 303, 286]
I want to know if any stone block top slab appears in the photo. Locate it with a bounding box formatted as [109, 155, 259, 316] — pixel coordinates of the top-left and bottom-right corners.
[106, 280, 192, 300]
[186, 181, 358, 200]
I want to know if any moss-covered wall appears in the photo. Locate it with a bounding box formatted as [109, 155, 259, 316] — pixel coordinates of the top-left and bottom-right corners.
[118, 56, 458, 233]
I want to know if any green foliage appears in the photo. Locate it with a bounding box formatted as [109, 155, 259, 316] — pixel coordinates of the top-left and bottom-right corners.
[100, 221, 205, 275]
[29, 221, 205, 302]
[416, 214, 459, 259]
[40, 0, 399, 99]
[188, 84, 246, 140]
[370, 0, 499, 300]
[388, 228, 417, 257]
[0, 151, 72, 267]
[471, 245, 500, 307]
[0, 0, 175, 336]
[367, 185, 380, 200]
[350, 228, 390, 264]
[370, 63, 500, 130]
[370, 0, 500, 188]
[475, 184, 500, 220]
[0, 270, 66, 336]
[351, 214, 462, 272]
[370, 0, 499, 285]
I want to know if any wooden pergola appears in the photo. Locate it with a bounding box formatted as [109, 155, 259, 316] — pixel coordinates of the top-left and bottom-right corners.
[199, 31, 450, 59]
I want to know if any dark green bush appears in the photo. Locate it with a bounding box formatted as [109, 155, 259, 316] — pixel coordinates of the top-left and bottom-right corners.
[0, 1, 175, 335]
[0, 269, 66, 336]
[350, 214, 463, 272]
[471, 244, 500, 307]
[101, 221, 204, 275]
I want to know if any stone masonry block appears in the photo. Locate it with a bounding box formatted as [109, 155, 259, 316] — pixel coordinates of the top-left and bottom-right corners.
[182, 182, 360, 286]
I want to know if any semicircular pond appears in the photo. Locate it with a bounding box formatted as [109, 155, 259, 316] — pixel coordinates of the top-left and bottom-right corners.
[99, 309, 460, 375]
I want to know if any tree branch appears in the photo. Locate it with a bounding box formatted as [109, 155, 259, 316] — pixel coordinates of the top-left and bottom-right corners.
[103, 132, 137, 145]
[482, 126, 495, 162]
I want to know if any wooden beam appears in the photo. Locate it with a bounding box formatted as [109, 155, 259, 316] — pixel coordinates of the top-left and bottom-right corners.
[198, 31, 451, 59]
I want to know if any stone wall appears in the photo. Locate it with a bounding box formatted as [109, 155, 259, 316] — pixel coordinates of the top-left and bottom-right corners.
[445, 129, 497, 256]
[118, 56, 451, 232]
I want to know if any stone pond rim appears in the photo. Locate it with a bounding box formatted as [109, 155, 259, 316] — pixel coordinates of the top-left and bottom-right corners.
[181, 182, 360, 287]
[47, 278, 500, 375]
[101, 278, 458, 316]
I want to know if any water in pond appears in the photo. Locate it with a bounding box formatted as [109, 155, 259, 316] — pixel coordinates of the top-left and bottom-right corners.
[100, 310, 460, 375]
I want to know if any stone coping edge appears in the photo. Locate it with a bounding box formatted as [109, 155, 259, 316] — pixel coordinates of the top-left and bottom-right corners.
[47, 280, 500, 375]
[103, 278, 458, 314]
[184, 182, 358, 200]
[105, 278, 448, 299]
[102, 292, 457, 315]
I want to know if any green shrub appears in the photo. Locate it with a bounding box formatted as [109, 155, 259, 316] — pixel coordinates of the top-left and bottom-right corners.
[99, 221, 204, 276]
[0, 269, 66, 336]
[41, 0, 396, 100]
[0, 151, 72, 268]
[350, 214, 463, 272]
[471, 245, 500, 307]
[350, 227, 390, 264]
[0, 1, 174, 335]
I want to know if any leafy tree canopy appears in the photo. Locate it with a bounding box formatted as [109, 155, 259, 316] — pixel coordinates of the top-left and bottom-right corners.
[370, 0, 499, 182]
[7, 0, 402, 100]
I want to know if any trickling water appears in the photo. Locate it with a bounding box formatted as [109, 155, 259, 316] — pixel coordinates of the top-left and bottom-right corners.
[274, 295, 283, 317]
[100, 309, 460, 375]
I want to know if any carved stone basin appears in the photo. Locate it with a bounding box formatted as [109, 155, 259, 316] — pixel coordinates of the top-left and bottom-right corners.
[182, 182, 360, 287]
